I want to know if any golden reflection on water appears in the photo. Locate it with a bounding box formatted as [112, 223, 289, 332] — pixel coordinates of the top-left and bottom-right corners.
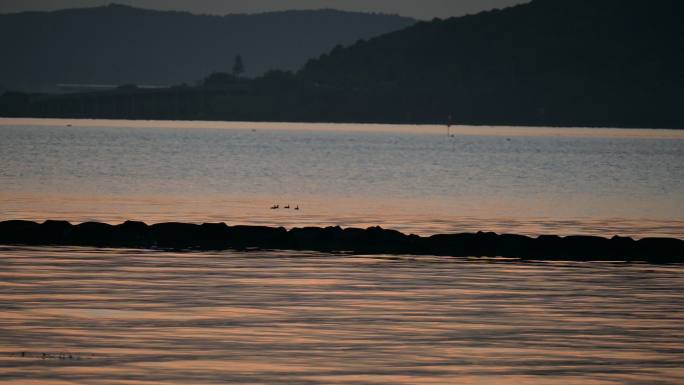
[1, 246, 683, 384]
[1, 118, 683, 238]
[1, 191, 683, 238]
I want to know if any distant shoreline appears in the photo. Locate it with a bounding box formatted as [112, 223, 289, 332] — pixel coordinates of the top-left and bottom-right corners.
[2, 117, 683, 138]
[1, 110, 682, 131]
[1, 220, 682, 263]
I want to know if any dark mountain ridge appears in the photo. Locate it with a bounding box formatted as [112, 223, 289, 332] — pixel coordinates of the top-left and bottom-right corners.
[2, 0, 682, 128]
[0, 4, 415, 91]
[297, 0, 684, 127]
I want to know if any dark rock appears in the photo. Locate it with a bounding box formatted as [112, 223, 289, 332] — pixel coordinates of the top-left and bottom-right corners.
[0, 220, 40, 244]
[425, 232, 502, 257]
[198, 223, 231, 248]
[39, 220, 74, 244]
[609, 235, 637, 259]
[113, 221, 149, 246]
[73, 222, 115, 245]
[560, 235, 613, 260]
[0, 220, 681, 263]
[635, 237, 684, 263]
[497, 234, 535, 257]
[148, 222, 201, 248]
[290, 227, 334, 251]
[533, 235, 564, 259]
[226, 225, 288, 249]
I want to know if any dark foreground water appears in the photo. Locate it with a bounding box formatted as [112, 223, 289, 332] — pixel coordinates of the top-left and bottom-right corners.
[1, 246, 683, 385]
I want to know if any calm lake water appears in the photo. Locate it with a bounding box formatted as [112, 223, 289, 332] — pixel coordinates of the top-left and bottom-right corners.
[0, 118, 683, 238]
[1, 120, 683, 384]
[1, 246, 683, 385]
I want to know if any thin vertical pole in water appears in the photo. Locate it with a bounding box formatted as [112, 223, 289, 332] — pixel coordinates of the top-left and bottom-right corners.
[447, 114, 453, 137]
[448, 114, 456, 151]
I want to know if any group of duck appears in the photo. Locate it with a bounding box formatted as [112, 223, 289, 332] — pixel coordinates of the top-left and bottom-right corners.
[270, 204, 299, 210]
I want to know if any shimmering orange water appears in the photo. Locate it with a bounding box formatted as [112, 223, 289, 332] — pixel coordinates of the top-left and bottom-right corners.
[1, 118, 683, 238]
[1, 246, 683, 384]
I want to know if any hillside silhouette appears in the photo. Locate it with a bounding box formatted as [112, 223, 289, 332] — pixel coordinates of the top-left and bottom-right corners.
[296, 0, 684, 127]
[2, 0, 682, 128]
[0, 4, 415, 91]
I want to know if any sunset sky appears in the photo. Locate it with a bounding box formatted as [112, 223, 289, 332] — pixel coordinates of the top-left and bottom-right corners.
[0, 0, 529, 19]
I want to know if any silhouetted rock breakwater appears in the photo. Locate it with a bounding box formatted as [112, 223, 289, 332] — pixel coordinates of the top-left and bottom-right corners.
[0, 220, 682, 262]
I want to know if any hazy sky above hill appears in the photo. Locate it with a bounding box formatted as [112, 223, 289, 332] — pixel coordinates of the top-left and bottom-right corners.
[0, 0, 529, 19]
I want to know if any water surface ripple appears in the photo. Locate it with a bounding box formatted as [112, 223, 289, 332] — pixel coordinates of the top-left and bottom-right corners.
[1, 246, 683, 384]
[1, 119, 683, 238]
